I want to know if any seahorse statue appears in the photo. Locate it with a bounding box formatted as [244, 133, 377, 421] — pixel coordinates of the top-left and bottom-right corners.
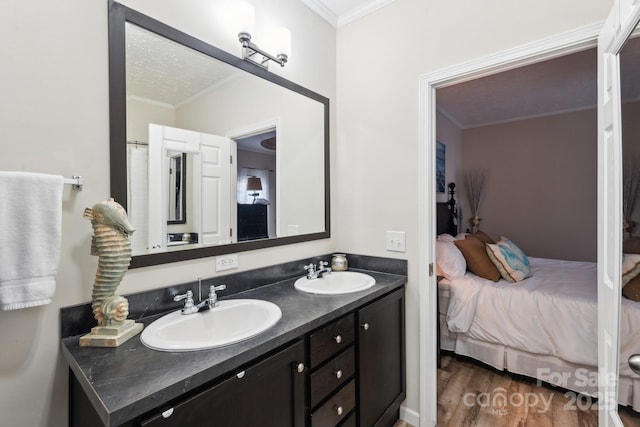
[83, 198, 135, 326]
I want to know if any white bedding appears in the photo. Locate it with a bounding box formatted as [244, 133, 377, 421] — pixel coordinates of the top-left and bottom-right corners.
[442, 257, 640, 377]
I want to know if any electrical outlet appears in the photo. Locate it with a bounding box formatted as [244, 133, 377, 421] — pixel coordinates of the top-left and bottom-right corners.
[386, 231, 406, 252]
[216, 254, 238, 271]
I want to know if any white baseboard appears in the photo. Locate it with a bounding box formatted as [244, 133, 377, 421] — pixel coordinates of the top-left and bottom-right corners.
[400, 404, 420, 426]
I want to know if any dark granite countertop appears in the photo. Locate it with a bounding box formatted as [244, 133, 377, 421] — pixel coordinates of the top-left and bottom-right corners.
[61, 265, 406, 426]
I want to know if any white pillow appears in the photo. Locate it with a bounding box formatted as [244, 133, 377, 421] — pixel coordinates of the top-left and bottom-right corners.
[623, 254, 640, 286]
[436, 241, 466, 280]
[455, 232, 469, 240]
[437, 233, 456, 243]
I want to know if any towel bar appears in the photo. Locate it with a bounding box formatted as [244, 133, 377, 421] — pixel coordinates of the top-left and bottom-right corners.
[63, 175, 84, 191]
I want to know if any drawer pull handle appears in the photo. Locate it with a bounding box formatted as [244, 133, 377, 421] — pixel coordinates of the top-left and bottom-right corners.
[335, 369, 343, 379]
[362, 322, 370, 331]
[336, 406, 344, 416]
[296, 362, 305, 373]
[236, 371, 246, 379]
[334, 335, 342, 344]
[161, 408, 174, 418]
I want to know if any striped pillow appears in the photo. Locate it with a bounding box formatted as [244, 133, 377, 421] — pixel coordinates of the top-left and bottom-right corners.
[485, 237, 531, 282]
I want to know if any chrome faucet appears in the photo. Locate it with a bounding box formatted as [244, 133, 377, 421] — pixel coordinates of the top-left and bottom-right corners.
[317, 261, 332, 278]
[204, 284, 226, 309]
[173, 284, 227, 315]
[304, 261, 332, 279]
[173, 290, 198, 314]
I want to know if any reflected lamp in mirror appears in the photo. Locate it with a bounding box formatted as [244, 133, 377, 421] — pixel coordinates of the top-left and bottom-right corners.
[247, 176, 263, 203]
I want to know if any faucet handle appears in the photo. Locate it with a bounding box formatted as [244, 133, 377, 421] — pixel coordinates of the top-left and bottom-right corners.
[318, 261, 329, 269]
[174, 290, 197, 314]
[207, 284, 226, 309]
[174, 290, 194, 302]
[304, 263, 316, 272]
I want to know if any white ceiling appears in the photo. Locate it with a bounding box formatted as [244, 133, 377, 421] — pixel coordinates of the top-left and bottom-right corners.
[302, 1, 640, 128]
[437, 36, 640, 129]
[301, 0, 395, 28]
[128, 9, 640, 132]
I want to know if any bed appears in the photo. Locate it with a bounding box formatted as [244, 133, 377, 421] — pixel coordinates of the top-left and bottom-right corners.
[436, 200, 640, 410]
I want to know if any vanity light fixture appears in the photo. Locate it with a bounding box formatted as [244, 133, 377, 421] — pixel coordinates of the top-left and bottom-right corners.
[232, 2, 290, 69]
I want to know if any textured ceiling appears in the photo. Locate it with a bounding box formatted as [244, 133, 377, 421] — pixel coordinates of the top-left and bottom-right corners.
[126, 23, 238, 107]
[437, 36, 640, 129]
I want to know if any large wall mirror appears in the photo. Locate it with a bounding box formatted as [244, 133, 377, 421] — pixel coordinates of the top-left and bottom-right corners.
[109, 1, 330, 268]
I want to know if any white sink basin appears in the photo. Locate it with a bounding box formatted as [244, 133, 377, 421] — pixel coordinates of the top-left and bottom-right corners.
[294, 271, 376, 295]
[141, 299, 282, 352]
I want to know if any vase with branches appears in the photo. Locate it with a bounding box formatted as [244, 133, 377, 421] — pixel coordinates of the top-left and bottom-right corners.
[463, 169, 488, 234]
[624, 156, 640, 238]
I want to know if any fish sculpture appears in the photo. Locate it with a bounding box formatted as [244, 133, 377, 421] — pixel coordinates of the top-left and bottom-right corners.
[83, 198, 135, 327]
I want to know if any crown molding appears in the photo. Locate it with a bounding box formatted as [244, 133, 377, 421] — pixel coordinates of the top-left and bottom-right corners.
[301, 0, 338, 27]
[301, 0, 395, 28]
[337, 0, 395, 27]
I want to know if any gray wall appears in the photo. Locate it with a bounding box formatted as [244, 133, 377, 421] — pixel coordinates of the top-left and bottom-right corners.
[461, 108, 597, 261]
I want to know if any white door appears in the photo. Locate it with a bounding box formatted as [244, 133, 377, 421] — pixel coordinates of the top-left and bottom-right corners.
[148, 124, 200, 251]
[598, 1, 640, 425]
[148, 124, 231, 249]
[199, 133, 231, 246]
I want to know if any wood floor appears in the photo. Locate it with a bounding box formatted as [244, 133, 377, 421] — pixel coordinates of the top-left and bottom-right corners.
[437, 354, 640, 426]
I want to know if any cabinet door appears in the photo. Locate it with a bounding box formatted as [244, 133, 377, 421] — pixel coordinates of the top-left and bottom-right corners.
[357, 288, 405, 427]
[140, 340, 306, 427]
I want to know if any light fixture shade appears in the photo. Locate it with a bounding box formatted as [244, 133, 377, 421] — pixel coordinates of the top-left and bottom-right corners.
[246, 176, 263, 191]
[229, 1, 255, 35]
[271, 27, 291, 57]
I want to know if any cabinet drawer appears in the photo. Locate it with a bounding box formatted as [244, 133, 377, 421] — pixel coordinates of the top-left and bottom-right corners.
[310, 346, 355, 408]
[310, 380, 355, 427]
[338, 411, 355, 427]
[138, 340, 306, 427]
[309, 314, 354, 367]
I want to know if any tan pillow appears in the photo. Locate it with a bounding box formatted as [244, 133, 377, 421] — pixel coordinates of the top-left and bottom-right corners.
[454, 236, 501, 281]
[471, 230, 495, 244]
[623, 274, 640, 302]
[624, 237, 640, 254]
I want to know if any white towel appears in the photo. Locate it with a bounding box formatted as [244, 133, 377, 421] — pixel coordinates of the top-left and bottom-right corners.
[0, 172, 63, 310]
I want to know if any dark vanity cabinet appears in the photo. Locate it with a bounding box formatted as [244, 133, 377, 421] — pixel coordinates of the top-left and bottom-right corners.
[139, 340, 306, 427]
[357, 288, 406, 427]
[69, 287, 405, 427]
[70, 340, 306, 427]
[306, 287, 405, 427]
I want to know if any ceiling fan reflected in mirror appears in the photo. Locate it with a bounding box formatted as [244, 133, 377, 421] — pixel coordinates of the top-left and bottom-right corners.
[260, 136, 276, 151]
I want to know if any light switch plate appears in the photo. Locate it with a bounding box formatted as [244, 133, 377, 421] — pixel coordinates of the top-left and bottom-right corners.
[386, 231, 406, 252]
[216, 254, 238, 271]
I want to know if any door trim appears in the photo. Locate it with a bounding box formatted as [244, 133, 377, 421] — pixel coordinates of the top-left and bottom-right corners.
[417, 21, 602, 426]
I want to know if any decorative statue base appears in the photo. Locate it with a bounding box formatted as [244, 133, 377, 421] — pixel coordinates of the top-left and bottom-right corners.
[80, 198, 142, 347]
[80, 320, 143, 348]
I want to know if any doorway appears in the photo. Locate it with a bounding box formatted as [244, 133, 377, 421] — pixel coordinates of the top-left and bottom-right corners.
[232, 126, 278, 241]
[418, 24, 602, 425]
